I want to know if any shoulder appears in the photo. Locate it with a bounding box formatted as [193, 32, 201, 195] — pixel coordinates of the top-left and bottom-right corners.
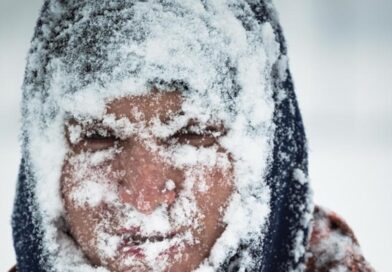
[306, 206, 375, 271]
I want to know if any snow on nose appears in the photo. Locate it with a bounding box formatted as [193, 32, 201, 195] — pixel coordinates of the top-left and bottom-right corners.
[117, 140, 177, 214]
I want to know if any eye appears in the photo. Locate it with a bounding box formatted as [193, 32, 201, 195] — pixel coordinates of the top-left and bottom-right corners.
[66, 121, 119, 152]
[167, 125, 225, 147]
[81, 129, 118, 150]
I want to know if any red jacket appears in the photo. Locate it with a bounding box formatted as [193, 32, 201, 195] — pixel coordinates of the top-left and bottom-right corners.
[306, 206, 374, 271]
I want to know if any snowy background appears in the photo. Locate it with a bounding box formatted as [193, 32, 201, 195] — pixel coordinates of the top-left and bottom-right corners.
[1, 0, 391, 270]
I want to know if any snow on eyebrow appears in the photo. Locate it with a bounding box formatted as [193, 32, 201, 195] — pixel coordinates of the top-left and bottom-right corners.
[66, 114, 136, 139]
[24, 0, 282, 270]
[149, 109, 228, 140]
[148, 114, 190, 139]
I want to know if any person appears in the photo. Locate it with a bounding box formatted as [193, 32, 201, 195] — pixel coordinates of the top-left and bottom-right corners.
[11, 0, 374, 271]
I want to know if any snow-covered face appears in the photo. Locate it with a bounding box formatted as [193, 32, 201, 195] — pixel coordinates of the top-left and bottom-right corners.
[60, 90, 234, 271]
[24, 3, 280, 270]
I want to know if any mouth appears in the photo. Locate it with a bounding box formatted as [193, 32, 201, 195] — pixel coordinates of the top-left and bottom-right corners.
[117, 227, 179, 257]
[122, 232, 176, 245]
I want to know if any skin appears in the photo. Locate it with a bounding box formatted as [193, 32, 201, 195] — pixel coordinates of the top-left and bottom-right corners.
[61, 90, 234, 272]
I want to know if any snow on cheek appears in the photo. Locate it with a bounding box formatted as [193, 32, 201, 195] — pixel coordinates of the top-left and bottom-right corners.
[194, 170, 210, 193]
[168, 170, 203, 229]
[164, 144, 230, 170]
[67, 149, 120, 207]
[70, 179, 116, 207]
[96, 231, 122, 260]
[170, 191, 201, 230]
[186, 163, 228, 194]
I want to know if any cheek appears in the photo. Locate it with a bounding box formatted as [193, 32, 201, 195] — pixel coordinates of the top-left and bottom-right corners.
[186, 167, 234, 255]
[61, 157, 120, 207]
[61, 160, 81, 213]
[193, 165, 234, 215]
[61, 161, 94, 232]
[60, 160, 117, 261]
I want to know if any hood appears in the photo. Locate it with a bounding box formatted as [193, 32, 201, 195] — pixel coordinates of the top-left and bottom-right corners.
[12, 0, 313, 271]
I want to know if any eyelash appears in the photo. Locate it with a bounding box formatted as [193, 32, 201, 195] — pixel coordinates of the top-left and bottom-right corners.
[165, 127, 221, 147]
[75, 130, 118, 150]
[70, 126, 222, 151]
[84, 130, 116, 140]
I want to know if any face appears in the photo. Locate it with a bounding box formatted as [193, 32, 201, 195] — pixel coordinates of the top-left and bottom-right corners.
[60, 90, 234, 272]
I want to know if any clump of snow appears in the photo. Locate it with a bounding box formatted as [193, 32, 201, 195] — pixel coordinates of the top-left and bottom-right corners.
[293, 168, 308, 185]
[164, 179, 176, 192]
[71, 179, 110, 207]
[67, 124, 83, 144]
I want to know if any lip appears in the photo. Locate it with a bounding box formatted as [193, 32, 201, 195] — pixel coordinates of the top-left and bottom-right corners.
[158, 243, 182, 258]
[119, 244, 145, 258]
[116, 227, 179, 258]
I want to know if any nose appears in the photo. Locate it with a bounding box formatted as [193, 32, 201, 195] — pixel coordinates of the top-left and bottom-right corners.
[116, 139, 178, 214]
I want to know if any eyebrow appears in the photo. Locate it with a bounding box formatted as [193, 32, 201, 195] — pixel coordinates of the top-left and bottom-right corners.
[66, 112, 227, 136]
[169, 119, 228, 135]
[65, 118, 106, 129]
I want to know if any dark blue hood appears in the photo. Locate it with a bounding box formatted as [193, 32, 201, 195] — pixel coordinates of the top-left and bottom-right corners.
[12, 1, 312, 271]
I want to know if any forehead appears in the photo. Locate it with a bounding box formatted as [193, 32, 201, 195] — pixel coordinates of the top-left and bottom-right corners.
[105, 90, 183, 123]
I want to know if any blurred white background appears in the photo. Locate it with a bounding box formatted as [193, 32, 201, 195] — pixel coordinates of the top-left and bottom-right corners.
[1, 0, 391, 270]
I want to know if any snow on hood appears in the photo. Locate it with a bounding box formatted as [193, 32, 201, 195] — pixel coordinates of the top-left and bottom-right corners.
[12, 0, 313, 271]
